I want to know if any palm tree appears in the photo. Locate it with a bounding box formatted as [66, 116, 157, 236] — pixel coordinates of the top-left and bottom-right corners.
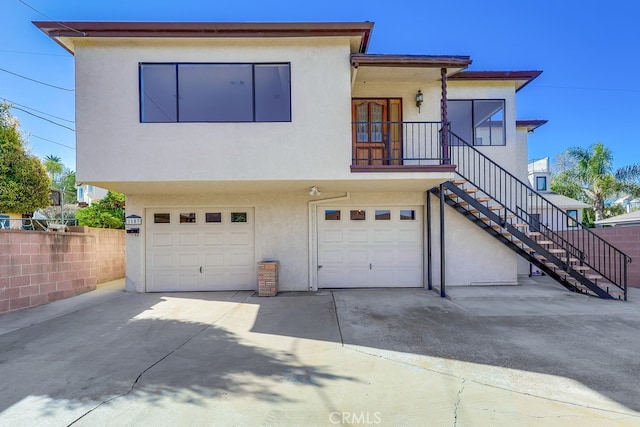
[552, 143, 640, 221]
[43, 154, 64, 181]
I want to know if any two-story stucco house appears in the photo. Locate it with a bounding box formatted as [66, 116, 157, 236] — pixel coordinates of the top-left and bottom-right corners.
[35, 21, 630, 299]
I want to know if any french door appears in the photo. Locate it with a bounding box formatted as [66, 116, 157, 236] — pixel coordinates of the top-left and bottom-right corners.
[352, 99, 402, 165]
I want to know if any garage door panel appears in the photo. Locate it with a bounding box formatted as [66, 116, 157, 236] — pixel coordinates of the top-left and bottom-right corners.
[151, 253, 174, 268]
[323, 230, 344, 243]
[178, 253, 199, 267]
[321, 249, 344, 264]
[204, 253, 225, 267]
[348, 249, 368, 264]
[178, 232, 199, 246]
[230, 231, 251, 245]
[146, 207, 255, 292]
[348, 230, 368, 243]
[373, 229, 393, 243]
[398, 229, 420, 243]
[152, 233, 173, 247]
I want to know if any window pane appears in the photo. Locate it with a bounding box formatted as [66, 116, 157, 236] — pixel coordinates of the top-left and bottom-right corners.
[178, 64, 253, 122]
[474, 100, 505, 146]
[536, 176, 547, 191]
[231, 212, 247, 223]
[448, 100, 473, 145]
[206, 212, 222, 223]
[154, 213, 170, 224]
[567, 210, 578, 227]
[350, 210, 366, 220]
[140, 64, 177, 122]
[400, 210, 416, 220]
[180, 213, 196, 223]
[375, 210, 391, 220]
[255, 64, 291, 122]
[325, 210, 340, 220]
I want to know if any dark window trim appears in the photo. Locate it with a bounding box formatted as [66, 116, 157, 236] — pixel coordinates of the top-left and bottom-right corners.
[448, 98, 507, 146]
[567, 209, 578, 228]
[536, 176, 547, 191]
[139, 62, 292, 123]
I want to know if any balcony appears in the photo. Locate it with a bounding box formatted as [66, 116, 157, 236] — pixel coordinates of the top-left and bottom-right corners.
[351, 121, 454, 173]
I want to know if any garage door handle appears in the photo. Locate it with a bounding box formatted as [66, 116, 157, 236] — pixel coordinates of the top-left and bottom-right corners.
[199, 266, 203, 274]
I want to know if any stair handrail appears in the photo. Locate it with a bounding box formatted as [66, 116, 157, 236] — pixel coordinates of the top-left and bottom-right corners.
[447, 130, 631, 295]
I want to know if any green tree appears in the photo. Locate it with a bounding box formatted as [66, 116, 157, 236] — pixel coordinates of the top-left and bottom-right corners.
[75, 191, 125, 229]
[551, 142, 640, 222]
[0, 104, 51, 213]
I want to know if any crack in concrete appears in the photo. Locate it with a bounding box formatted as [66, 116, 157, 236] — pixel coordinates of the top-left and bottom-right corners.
[330, 291, 345, 346]
[453, 378, 466, 426]
[66, 293, 247, 426]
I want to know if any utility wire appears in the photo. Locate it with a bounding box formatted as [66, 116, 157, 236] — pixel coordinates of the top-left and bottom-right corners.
[0, 67, 74, 91]
[30, 134, 75, 150]
[2, 97, 74, 123]
[0, 49, 69, 57]
[10, 105, 75, 131]
[16, 0, 86, 36]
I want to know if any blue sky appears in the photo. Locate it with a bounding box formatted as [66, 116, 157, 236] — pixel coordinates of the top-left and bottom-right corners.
[2, 0, 639, 171]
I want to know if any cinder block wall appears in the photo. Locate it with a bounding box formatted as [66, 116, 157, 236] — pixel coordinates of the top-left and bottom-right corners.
[0, 228, 125, 315]
[591, 227, 640, 287]
[88, 228, 125, 283]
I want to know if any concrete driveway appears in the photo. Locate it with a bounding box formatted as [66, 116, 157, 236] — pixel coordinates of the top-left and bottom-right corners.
[0, 277, 639, 426]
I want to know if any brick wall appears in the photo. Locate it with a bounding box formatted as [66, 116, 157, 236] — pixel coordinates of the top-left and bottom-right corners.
[0, 228, 125, 315]
[591, 227, 640, 287]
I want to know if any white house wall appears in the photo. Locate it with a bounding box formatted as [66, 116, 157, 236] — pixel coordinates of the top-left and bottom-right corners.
[427, 193, 518, 287]
[74, 37, 355, 187]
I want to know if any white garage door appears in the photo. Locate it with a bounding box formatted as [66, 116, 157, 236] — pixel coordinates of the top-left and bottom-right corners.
[146, 208, 255, 292]
[317, 206, 423, 288]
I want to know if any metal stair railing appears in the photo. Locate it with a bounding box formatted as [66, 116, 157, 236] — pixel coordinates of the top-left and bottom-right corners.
[446, 131, 631, 300]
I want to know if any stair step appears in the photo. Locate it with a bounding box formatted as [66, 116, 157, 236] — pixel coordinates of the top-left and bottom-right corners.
[488, 205, 504, 211]
[555, 271, 570, 277]
[572, 266, 590, 271]
[464, 188, 480, 194]
[548, 249, 566, 254]
[476, 197, 491, 203]
[479, 217, 492, 223]
[458, 201, 469, 207]
[469, 209, 479, 214]
[506, 214, 516, 219]
[533, 254, 546, 260]
[513, 223, 528, 228]
[502, 232, 512, 238]
[526, 232, 542, 237]
[544, 262, 558, 269]
[452, 179, 467, 185]
[561, 257, 580, 263]
[538, 240, 553, 245]
[587, 274, 603, 280]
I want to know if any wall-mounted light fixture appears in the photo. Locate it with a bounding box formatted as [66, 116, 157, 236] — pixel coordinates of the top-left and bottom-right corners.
[309, 186, 322, 196]
[416, 89, 424, 113]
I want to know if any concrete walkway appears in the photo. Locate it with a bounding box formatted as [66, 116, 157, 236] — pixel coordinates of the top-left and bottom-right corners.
[0, 278, 639, 426]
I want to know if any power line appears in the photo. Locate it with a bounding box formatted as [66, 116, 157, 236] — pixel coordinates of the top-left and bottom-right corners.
[30, 134, 75, 150]
[16, 0, 86, 36]
[2, 97, 74, 123]
[0, 67, 74, 91]
[10, 105, 75, 131]
[0, 49, 69, 57]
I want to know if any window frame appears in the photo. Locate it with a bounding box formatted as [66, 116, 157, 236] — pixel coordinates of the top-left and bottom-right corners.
[447, 99, 507, 146]
[139, 62, 292, 123]
[567, 209, 579, 228]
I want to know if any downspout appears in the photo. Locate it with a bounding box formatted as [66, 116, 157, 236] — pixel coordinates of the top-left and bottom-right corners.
[308, 192, 351, 291]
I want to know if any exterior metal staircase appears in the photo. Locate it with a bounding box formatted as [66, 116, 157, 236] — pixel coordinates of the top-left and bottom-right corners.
[430, 132, 631, 300]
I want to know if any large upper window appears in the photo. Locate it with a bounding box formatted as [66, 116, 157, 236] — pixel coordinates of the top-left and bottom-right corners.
[140, 63, 291, 123]
[448, 99, 505, 146]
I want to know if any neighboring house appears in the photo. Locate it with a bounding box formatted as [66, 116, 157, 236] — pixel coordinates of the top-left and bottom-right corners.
[77, 184, 108, 206]
[595, 211, 640, 228]
[35, 21, 629, 299]
[527, 157, 590, 231]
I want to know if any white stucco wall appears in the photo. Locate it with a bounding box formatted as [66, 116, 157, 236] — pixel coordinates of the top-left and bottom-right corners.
[74, 37, 355, 185]
[427, 192, 519, 287]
